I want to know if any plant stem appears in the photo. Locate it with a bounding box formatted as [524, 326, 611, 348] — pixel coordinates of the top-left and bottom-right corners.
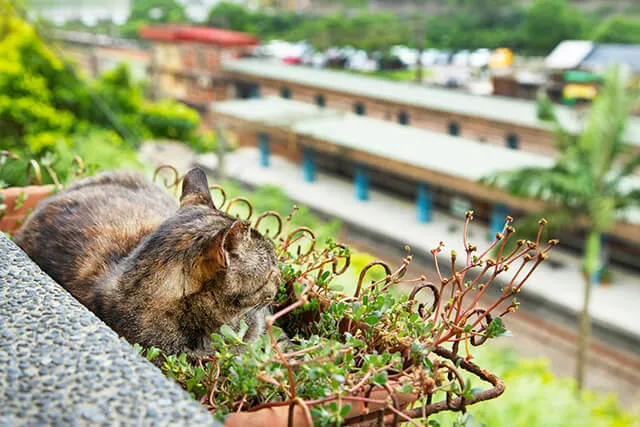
[575, 229, 600, 391]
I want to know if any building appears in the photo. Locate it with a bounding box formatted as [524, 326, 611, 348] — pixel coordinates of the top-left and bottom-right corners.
[140, 26, 259, 112]
[545, 40, 640, 104]
[212, 97, 640, 270]
[222, 58, 640, 157]
[52, 29, 151, 80]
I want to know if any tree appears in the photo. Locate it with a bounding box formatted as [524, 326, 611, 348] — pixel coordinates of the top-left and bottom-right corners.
[592, 15, 640, 45]
[121, 0, 187, 38]
[128, 0, 187, 24]
[483, 64, 640, 390]
[522, 0, 586, 55]
[208, 2, 256, 32]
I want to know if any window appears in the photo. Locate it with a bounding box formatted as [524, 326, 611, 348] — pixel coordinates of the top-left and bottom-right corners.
[280, 87, 291, 99]
[354, 103, 366, 116]
[448, 121, 460, 136]
[397, 111, 409, 125]
[506, 133, 519, 149]
[236, 82, 260, 99]
[315, 94, 326, 107]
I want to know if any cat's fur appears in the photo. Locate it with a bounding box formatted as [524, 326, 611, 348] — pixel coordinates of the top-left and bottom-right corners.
[14, 167, 280, 361]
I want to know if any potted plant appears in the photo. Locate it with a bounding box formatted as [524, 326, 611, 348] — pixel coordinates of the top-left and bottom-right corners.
[0, 151, 84, 235]
[147, 168, 557, 426]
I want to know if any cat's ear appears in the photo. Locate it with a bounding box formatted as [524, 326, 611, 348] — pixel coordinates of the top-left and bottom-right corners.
[205, 220, 251, 269]
[180, 168, 215, 209]
[223, 220, 251, 252]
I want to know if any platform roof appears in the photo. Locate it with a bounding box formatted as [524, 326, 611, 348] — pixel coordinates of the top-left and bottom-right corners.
[214, 97, 554, 180]
[223, 59, 640, 146]
[213, 97, 640, 225]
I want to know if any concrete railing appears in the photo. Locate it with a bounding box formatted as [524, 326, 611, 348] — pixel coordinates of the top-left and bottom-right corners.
[0, 234, 221, 426]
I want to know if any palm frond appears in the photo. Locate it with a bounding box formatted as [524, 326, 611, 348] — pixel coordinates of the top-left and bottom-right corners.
[604, 154, 640, 194]
[483, 164, 591, 208]
[580, 64, 635, 182]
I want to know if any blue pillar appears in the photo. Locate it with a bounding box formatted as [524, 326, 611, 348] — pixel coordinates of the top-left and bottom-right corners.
[354, 165, 369, 201]
[249, 84, 260, 99]
[302, 147, 316, 183]
[591, 235, 609, 286]
[257, 132, 270, 168]
[416, 183, 433, 223]
[489, 204, 509, 240]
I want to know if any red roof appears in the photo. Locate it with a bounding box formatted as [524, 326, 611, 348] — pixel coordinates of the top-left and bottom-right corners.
[139, 25, 259, 47]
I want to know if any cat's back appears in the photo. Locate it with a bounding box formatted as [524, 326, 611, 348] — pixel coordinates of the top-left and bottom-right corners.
[15, 170, 178, 304]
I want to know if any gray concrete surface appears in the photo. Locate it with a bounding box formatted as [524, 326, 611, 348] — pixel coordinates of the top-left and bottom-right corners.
[0, 233, 220, 427]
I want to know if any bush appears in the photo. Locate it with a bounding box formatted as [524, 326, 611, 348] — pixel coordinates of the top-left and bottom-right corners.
[140, 99, 201, 143]
[0, 6, 204, 187]
[433, 347, 640, 427]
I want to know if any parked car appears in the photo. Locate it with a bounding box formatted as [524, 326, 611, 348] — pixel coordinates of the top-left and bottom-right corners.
[435, 50, 452, 65]
[420, 49, 439, 66]
[469, 48, 491, 68]
[452, 50, 471, 67]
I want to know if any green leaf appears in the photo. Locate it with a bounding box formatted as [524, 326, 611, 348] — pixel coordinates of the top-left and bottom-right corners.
[237, 320, 249, 340]
[219, 324, 236, 341]
[146, 347, 161, 361]
[485, 317, 508, 339]
[364, 314, 379, 325]
[372, 371, 388, 386]
[339, 403, 352, 418]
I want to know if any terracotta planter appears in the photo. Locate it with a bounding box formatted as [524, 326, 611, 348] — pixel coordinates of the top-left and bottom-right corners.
[224, 389, 418, 427]
[0, 185, 56, 234]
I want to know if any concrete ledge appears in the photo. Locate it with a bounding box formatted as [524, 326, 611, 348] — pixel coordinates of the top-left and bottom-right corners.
[0, 234, 220, 426]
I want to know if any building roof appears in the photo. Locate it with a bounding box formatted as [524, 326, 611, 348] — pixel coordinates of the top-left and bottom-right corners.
[223, 59, 640, 146]
[140, 26, 259, 47]
[213, 97, 640, 224]
[214, 97, 556, 181]
[544, 40, 594, 70]
[581, 44, 640, 73]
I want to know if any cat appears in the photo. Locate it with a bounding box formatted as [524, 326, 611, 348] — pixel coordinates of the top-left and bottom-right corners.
[14, 167, 280, 362]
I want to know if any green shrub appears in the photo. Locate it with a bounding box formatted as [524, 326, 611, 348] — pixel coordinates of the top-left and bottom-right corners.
[140, 99, 200, 143]
[433, 347, 640, 427]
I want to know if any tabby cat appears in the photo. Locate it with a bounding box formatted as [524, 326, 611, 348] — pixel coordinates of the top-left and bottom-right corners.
[14, 167, 280, 361]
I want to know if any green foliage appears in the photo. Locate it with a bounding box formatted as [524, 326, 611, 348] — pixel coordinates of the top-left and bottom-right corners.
[522, 0, 586, 55]
[121, 0, 187, 38]
[46, 0, 640, 53]
[0, 6, 203, 187]
[536, 91, 555, 122]
[140, 99, 200, 142]
[433, 347, 640, 427]
[592, 15, 640, 45]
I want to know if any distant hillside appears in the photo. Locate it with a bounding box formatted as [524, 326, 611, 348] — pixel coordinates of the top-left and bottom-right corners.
[310, 0, 639, 16]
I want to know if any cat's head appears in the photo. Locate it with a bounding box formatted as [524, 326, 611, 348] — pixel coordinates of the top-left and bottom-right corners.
[142, 168, 280, 323]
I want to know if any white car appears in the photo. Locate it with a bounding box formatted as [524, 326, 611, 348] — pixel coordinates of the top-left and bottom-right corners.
[453, 50, 471, 67]
[420, 49, 439, 66]
[470, 49, 492, 68]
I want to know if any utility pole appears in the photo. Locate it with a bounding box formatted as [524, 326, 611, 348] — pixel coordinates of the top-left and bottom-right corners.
[215, 122, 227, 180]
[414, 17, 426, 84]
